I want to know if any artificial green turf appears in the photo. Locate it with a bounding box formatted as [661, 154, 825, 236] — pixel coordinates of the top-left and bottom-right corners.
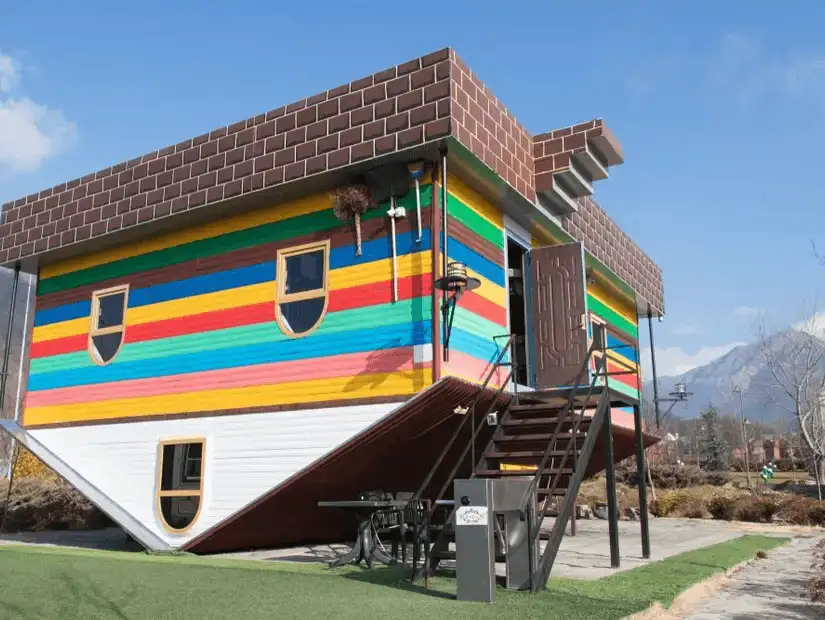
[0, 535, 787, 620]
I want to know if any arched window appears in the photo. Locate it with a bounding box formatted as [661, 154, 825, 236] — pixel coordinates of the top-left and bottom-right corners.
[275, 240, 330, 337]
[89, 285, 129, 365]
[156, 439, 204, 533]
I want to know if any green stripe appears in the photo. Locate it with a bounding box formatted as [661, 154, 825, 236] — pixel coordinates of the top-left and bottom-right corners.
[39, 186, 433, 296]
[587, 294, 638, 339]
[446, 193, 504, 249]
[30, 297, 431, 375]
[452, 307, 505, 341]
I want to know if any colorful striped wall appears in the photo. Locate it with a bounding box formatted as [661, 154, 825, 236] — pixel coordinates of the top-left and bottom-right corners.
[587, 280, 641, 401]
[25, 187, 436, 427]
[439, 174, 509, 387]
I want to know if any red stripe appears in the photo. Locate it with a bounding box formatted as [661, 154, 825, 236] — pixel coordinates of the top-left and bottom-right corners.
[31, 274, 433, 359]
[462, 290, 507, 326]
[30, 334, 88, 359]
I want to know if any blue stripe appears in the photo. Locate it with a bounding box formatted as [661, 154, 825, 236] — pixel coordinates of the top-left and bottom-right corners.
[34, 229, 433, 328]
[27, 320, 432, 391]
[442, 237, 504, 286]
[606, 333, 637, 364]
[450, 327, 510, 365]
[34, 301, 92, 327]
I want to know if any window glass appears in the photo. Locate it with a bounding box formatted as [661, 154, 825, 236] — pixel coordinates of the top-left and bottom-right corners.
[97, 293, 125, 329]
[284, 250, 325, 294]
[279, 298, 326, 336]
[91, 333, 123, 363]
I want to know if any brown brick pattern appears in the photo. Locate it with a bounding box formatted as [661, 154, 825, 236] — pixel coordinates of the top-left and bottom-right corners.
[0, 49, 454, 266]
[0, 47, 663, 314]
[566, 196, 664, 314]
[447, 51, 535, 201]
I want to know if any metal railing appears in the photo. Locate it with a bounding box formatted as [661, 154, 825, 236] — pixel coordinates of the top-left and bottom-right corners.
[414, 334, 517, 512]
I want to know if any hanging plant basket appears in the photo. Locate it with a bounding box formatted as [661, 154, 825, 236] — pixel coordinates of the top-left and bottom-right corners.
[331, 184, 377, 256]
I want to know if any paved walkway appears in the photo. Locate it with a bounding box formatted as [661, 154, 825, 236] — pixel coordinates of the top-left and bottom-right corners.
[681, 534, 824, 620]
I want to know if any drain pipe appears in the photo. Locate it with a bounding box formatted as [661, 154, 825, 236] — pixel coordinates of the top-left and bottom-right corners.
[387, 197, 406, 303]
[408, 162, 425, 243]
[440, 150, 449, 362]
[0, 263, 21, 418]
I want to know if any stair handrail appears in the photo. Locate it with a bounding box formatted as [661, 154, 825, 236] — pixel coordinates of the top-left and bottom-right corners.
[414, 334, 515, 506]
[517, 340, 599, 512]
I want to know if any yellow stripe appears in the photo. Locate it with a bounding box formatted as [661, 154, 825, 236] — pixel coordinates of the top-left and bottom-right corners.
[41, 193, 334, 280]
[588, 281, 637, 325]
[444, 256, 506, 307]
[446, 172, 504, 228]
[23, 370, 428, 425]
[329, 252, 432, 291]
[606, 349, 638, 373]
[33, 252, 439, 343]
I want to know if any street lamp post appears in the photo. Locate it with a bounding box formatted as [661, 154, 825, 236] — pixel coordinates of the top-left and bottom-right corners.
[733, 385, 752, 489]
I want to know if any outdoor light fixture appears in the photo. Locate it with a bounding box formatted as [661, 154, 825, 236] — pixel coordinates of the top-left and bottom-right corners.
[434, 261, 481, 361]
[654, 381, 693, 422]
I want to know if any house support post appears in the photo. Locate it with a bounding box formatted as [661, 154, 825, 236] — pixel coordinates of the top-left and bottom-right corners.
[603, 405, 620, 568]
[440, 150, 449, 363]
[0, 263, 21, 417]
[633, 402, 651, 558]
[647, 306, 662, 429]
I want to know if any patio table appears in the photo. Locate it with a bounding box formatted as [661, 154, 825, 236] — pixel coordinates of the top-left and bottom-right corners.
[317, 500, 408, 568]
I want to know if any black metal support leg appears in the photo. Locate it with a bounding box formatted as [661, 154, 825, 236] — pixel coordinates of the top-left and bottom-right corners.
[633, 404, 651, 559]
[603, 406, 620, 568]
[329, 519, 368, 567]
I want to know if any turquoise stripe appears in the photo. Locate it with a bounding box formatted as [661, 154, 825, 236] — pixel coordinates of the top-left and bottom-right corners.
[28, 320, 432, 392]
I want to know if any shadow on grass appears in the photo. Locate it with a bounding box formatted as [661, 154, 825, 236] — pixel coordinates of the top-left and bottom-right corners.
[340, 565, 456, 601]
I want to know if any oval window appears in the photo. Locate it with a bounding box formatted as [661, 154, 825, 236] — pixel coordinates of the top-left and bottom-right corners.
[89, 285, 129, 365]
[276, 241, 329, 337]
[156, 440, 204, 533]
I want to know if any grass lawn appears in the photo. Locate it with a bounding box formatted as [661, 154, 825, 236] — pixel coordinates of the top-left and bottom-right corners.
[0, 535, 787, 620]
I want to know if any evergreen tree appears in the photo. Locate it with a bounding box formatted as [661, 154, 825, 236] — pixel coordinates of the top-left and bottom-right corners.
[699, 405, 730, 471]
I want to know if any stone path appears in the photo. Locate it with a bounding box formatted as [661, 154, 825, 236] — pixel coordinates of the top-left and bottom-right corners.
[681, 534, 824, 620]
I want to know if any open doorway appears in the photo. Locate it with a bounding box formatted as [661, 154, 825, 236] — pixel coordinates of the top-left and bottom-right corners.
[506, 237, 530, 386]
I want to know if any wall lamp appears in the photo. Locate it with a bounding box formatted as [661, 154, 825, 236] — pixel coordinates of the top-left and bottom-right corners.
[434, 261, 480, 361]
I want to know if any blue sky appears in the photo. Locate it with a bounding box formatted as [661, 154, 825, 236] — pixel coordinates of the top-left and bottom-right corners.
[2, 1, 825, 377]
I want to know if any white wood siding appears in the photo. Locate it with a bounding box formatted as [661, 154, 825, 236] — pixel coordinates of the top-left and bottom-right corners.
[29, 402, 397, 547]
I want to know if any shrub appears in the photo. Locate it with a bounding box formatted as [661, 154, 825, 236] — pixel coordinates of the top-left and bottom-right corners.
[708, 495, 738, 520]
[617, 463, 729, 489]
[778, 495, 825, 526]
[12, 449, 57, 481]
[0, 477, 111, 533]
[736, 495, 782, 523]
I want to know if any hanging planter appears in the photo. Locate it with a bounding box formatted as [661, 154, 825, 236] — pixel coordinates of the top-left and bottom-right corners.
[331, 184, 376, 256]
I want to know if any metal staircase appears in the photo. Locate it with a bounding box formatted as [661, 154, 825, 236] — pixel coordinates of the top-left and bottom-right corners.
[412, 335, 641, 591]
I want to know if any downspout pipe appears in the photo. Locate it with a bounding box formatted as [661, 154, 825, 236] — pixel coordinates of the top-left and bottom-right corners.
[0, 263, 21, 418]
[647, 304, 662, 430]
[440, 150, 449, 363]
[430, 164, 442, 381]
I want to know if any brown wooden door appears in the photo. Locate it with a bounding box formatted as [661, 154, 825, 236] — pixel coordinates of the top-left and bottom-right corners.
[529, 243, 589, 389]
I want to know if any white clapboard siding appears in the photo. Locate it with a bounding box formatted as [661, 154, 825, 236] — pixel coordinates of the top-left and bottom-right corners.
[28, 402, 398, 547]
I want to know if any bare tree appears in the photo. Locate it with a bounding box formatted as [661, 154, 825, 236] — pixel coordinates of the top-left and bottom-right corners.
[757, 312, 825, 499]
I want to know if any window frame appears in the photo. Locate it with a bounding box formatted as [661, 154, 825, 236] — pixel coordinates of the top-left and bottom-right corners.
[88, 284, 130, 366]
[155, 438, 205, 535]
[275, 240, 330, 339]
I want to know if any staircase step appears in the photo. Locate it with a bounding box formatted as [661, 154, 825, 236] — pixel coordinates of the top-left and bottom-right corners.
[495, 432, 586, 442]
[475, 468, 574, 477]
[484, 450, 570, 459]
[500, 417, 591, 428]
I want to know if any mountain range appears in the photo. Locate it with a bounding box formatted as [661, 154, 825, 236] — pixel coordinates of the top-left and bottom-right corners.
[642, 329, 824, 422]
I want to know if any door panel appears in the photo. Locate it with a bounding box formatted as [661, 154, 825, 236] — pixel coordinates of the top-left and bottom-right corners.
[529, 243, 589, 389]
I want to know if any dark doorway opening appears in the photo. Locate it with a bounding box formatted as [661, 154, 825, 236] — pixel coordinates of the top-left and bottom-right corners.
[507, 238, 529, 386]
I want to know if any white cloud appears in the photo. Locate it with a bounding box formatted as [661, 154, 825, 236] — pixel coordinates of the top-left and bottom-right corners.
[0, 52, 76, 175]
[640, 342, 745, 379]
[0, 54, 19, 93]
[670, 323, 701, 336]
